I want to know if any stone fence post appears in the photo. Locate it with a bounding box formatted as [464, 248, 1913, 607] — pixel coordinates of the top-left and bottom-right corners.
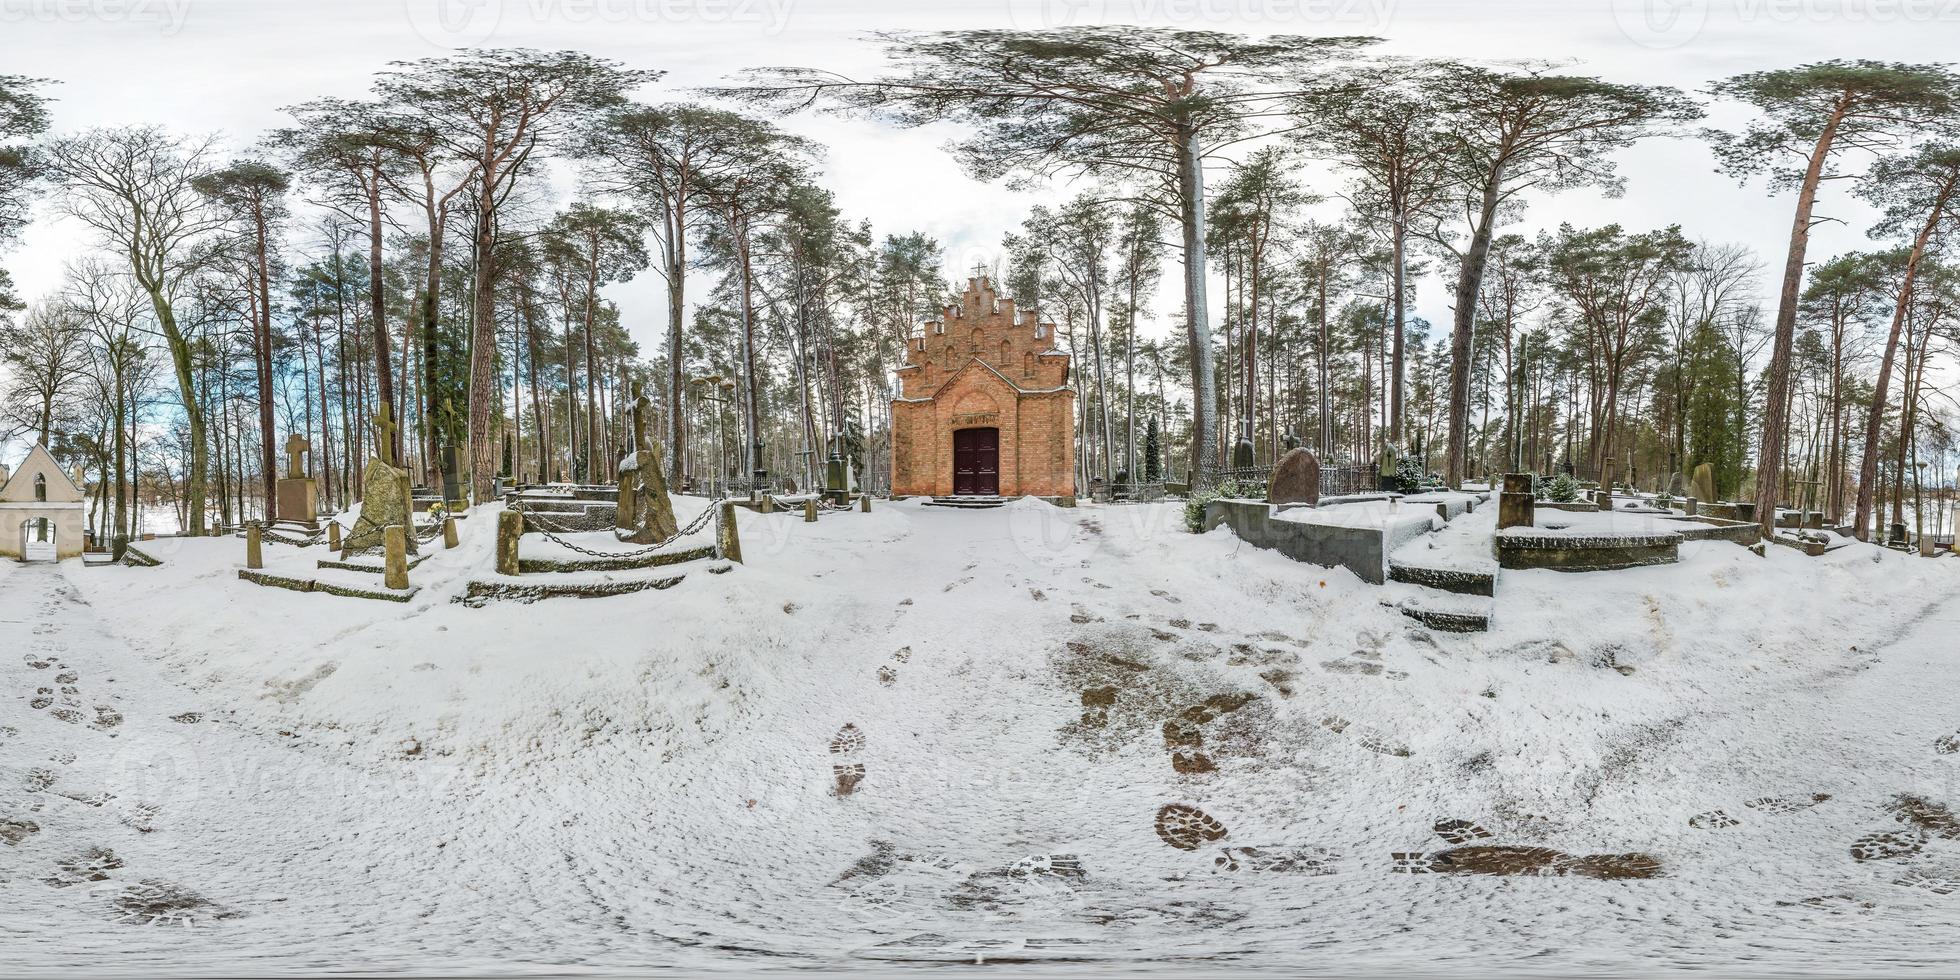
[384, 526, 408, 590]
[245, 524, 263, 569]
[496, 510, 523, 576]
[717, 501, 743, 564]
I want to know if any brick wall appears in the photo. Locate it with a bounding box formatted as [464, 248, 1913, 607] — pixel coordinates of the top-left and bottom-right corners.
[892, 277, 1075, 497]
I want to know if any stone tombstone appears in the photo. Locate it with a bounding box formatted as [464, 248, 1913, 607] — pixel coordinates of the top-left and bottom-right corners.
[1267, 447, 1321, 507]
[615, 384, 679, 545]
[276, 433, 318, 527]
[345, 406, 417, 555]
[1498, 473, 1535, 530]
[825, 438, 851, 505]
[1691, 463, 1715, 505]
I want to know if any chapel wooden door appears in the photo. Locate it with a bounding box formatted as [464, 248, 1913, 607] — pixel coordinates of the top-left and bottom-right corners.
[953, 427, 1000, 496]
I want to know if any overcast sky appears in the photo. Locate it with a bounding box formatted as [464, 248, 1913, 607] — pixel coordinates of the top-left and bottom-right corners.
[4, 0, 1957, 365]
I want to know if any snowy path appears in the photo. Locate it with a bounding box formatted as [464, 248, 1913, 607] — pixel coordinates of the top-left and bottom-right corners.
[7, 504, 1960, 974]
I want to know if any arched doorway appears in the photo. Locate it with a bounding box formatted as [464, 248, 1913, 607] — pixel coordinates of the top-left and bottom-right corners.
[19, 518, 57, 562]
[953, 427, 1000, 496]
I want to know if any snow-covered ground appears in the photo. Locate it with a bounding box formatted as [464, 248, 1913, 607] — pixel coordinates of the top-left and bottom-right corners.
[6, 494, 1960, 974]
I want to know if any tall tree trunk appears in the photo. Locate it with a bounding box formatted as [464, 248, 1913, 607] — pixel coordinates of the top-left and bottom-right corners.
[466, 196, 499, 503]
[583, 242, 603, 482]
[1759, 102, 1848, 535]
[368, 168, 396, 464]
[1445, 165, 1505, 488]
[1390, 214, 1406, 445]
[1175, 125, 1216, 480]
[1852, 172, 1952, 539]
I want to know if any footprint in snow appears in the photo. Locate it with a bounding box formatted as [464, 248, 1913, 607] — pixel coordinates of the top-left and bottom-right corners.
[1212, 845, 1339, 875]
[1850, 831, 1925, 862]
[832, 763, 866, 797]
[1155, 803, 1228, 851]
[1392, 821, 1660, 879]
[828, 723, 867, 797]
[1008, 853, 1086, 878]
[1745, 794, 1831, 815]
[1433, 819, 1493, 845]
[876, 665, 897, 686]
[1690, 810, 1741, 830]
[1320, 716, 1411, 757]
[1895, 867, 1960, 895]
[828, 724, 866, 755]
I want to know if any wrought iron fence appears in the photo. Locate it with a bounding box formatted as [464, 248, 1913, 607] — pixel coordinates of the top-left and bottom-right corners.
[1088, 480, 1167, 504]
[1193, 460, 1380, 500]
[1319, 463, 1380, 498]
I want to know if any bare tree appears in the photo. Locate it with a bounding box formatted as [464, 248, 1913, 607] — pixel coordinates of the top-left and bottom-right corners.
[47, 127, 226, 533]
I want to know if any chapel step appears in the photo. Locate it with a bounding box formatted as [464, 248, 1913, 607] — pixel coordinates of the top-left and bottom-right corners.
[1387, 561, 1496, 597]
[924, 496, 1009, 509]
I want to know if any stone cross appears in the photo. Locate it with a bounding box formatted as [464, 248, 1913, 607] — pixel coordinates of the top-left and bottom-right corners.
[284, 434, 311, 480]
[373, 405, 399, 467]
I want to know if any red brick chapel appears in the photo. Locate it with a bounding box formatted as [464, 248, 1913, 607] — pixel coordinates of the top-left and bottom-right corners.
[891, 277, 1076, 499]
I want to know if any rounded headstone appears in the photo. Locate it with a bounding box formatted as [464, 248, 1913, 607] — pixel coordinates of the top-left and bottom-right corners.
[1268, 448, 1321, 506]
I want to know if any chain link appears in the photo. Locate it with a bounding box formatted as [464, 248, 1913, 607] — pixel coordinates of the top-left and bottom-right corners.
[523, 502, 718, 559]
[244, 520, 326, 547]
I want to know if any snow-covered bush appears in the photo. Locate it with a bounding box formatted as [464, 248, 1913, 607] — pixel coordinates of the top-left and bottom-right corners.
[1545, 472, 1579, 502]
[1395, 455, 1424, 494]
[1184, 478, 1253, 533]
